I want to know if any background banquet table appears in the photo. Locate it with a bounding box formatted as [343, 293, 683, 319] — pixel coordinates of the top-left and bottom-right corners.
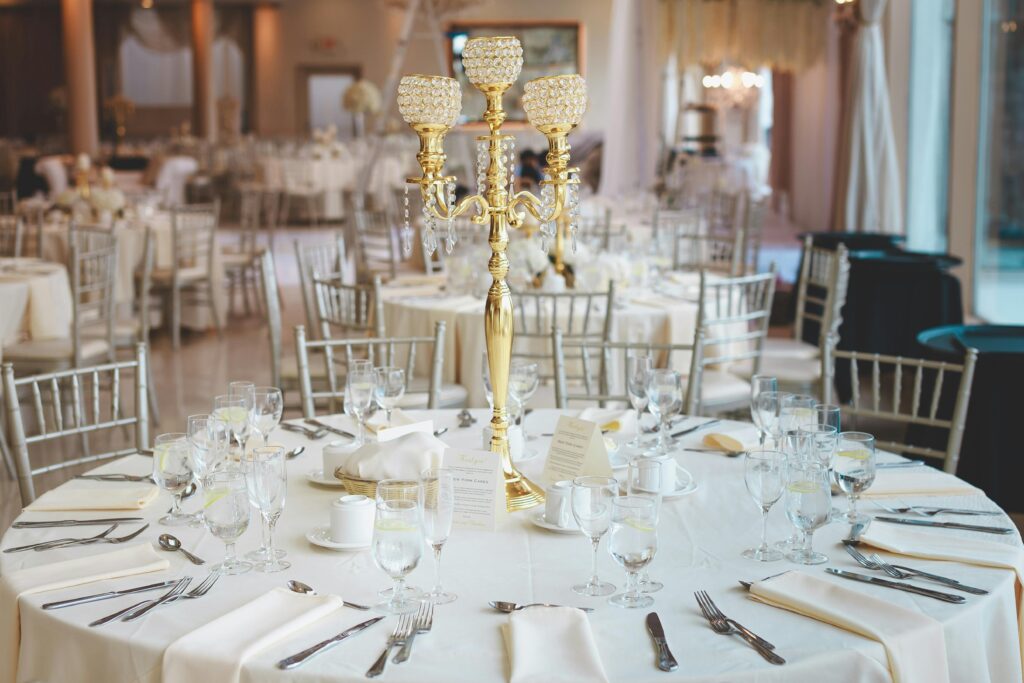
[2, 410, 1021, 682]
[0, 258, 73, 353]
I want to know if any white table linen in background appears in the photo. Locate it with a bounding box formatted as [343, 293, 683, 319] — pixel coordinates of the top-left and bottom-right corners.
[1, 413, 1021, 683]
[0, 259, 73, 348]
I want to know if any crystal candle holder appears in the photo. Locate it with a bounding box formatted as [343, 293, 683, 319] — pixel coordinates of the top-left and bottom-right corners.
[461, 36, 524, 87]
[397, 74, 462, 127]
[522, 74, 588, 130]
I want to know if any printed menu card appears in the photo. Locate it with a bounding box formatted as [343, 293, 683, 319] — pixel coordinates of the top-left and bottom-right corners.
[541, 415, 613, 484]
[444, 448, 505, 531]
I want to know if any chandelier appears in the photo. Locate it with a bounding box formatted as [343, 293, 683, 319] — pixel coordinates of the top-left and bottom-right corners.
[702, 65, 764, 109]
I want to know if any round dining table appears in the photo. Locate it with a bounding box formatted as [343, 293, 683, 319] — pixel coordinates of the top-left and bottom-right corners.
[2, 409, 1021, 682]
[0, 258, 73, 354]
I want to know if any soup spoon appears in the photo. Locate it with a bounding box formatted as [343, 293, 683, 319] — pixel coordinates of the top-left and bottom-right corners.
[288, 580, 371, 611]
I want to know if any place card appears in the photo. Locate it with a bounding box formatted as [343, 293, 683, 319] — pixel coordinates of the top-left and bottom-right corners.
[443, 448, 505, 532]
[542, 415, 613, 485]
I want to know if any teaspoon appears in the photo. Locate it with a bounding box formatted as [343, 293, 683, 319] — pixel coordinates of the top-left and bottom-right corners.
[158, 533, 206, 565]
[489, 600, 593, 613]
[287, 446, 306, 459]
[288, 580, 371, 611]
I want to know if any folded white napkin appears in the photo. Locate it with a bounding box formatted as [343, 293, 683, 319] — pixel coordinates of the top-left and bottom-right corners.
[25, 481, 160, 511]
[698, 424, 761, 452]
[749, 571, 949, 683]
[342, 430, 446, 480]
[365, 408, 415, 434]
[163, 587, 345, 683]
[862, 468, 982, 499]
[0, 544, 169, 683]
[502, 606, 609, 683]
[577, 408, 638, 436]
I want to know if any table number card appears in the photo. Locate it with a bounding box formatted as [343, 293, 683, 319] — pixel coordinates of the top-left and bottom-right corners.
[542, 415, 613, 484]
[443, 449, 505, 532]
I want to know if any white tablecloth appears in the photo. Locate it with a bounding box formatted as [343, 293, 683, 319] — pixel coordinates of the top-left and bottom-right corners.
[0, 258, 73, 350]
[2, 410, 1020, 682]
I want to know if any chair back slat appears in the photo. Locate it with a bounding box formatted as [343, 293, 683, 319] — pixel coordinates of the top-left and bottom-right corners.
[295, 234, 350, 335]
[313, 274, 384, 339]
[354, 208, 401, 281]
[793, 237, 850, 347]
[170, 202, 219, 278]
[259, 251, 283, 389]
[0, 215, 23, 257]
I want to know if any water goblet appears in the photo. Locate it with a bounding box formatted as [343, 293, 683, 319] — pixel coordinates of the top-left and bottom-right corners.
[608, 497, 658, 609]
[754, 391, 784, 448]
[252, 387, 283, 445]
[626, 457, 663, 592]
[245, 446, 290, 572]
[647, 369, 682, 455]
[750, 375, 778, 445]
[784, 460, 832, 565]
[373, 367, 406, 426]
[213, 394, 249, 458]
[835, 432, 876, 524]
[742, 449, 785, 561]
[186, 415, 214, 480]
[571, 476, 618, 597]
[373, 479, 424, 614]
[509, 360, 540, 443]
[153, 433, 194, 526]
[420, 468, 457, 604]
[781, 394, 816, 433]
[202, 470, 252, 575]
[814, 404, 841, 433]
[626, 353, 652, 452]
[346, 367, 375, 445]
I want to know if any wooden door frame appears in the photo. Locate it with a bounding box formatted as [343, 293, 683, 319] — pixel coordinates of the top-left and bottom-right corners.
[295, 64, 362, 136]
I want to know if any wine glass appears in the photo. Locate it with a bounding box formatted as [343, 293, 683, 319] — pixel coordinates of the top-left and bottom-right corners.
[750, 375, 778, 446]
[509, 360, 540, 443]
[229, 380, 256, 430]
[801, 424, 838, 468]
[608, 496, 658, 609]
[346, 366, 375, 445]
[742, 449, 785, 561]
[186, 415, 214, 480]
[626, 353, 652, 452]
[626, 457, 662, 593]
[835, 432, 876, 524]
[814, 404, 841, 433]
[245, 446, 290, 573]
[571, 476, 618, 597]
[784, 460, 832, 565]
[213, 394, 249, 458]
[202, 470, 252, 575]
[153, 433, 194, 526]
[420, 467, 456, 604]
[252, 387, 283, 445]
[755, 391, 786, 447]
[373, 479, 423, 614]
[373, 367, 406, 426]
[781, 394, 816, 433]
[647, 370, 682, 455]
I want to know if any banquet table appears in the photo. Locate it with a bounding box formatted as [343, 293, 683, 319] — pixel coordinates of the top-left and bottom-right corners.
[2, 409, 1022, 682]
[0, 258, 73, 352]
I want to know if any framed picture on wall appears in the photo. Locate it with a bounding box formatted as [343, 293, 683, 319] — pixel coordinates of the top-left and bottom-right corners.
[446, 21, 583, 127]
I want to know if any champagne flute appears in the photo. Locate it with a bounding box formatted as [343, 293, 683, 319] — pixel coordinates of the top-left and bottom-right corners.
[420, 468, 457, 604]
[647, 369, 682, 455]
[750, 375, 778, 445]
[245, 446, 290, 572]
[835, 432, 876, 524]
[346, 366, 374, 445]
[784, 460, 832, 565]
[203, 470, 252, 575]
[571, 476, 618, 597]
[781, 394, 816, 433]
[252, 387, 283, 445]
[608, 497, 657, 609]
[742, 449, 785, 561]
[626, 457, 662, 593]
[229, 380, 256, 427]
[756, 391, 786, 447]
[186, 415, 214, 480]
[213, 394, 249, 457]
[373, 367, 406, 426]
[509, 360, 540, 443]
[373, 479, 423, 614]
[626, 353, 652, 452]
[153, 433, 193, 526]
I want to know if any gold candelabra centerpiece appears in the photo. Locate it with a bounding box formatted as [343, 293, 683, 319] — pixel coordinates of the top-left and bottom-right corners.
[398, 36, 587, 511]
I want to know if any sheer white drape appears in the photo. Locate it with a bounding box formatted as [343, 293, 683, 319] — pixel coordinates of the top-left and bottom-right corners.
[832, 0, 903, 234]
[599, 0, 661, 197]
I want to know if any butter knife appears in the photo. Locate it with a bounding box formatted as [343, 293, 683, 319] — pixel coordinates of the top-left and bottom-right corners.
[645, 612, 678, 672]
[874, 516, 1014, 535]
[42, 580, 177, 609]
[304, 418, 356, 440]
[670, 419, 720, 439]
[13, 517, 144, 528]
[825, 568, 966, 603]
[277, 616, 384, 669]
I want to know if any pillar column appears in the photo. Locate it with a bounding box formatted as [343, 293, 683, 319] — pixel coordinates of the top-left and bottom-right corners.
[253, 3, 286, 135]
[191, 0, 216, 140]
[61, 0, 100, 156]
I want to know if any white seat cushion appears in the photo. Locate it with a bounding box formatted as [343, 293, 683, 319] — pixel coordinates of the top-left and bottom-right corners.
[733, 356, 822, 385]
[151, 266, 207, 284]
[4, 337, 110, 362]
[280, 354, 329, 380]
[684, 370, 750, 410]
[762, 337, 820, 360]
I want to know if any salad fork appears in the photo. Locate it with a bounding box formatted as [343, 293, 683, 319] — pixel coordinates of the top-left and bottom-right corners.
[366, 613, 414, 678]
[4, 524, 118, 553]
[37, 524, 150, 551]
[90, 577, 192, 627]
[393, 601, 434, 663]
[122, 571, 222, 621]
[694, 591, 784, 665]
[842, 542, 988, 594]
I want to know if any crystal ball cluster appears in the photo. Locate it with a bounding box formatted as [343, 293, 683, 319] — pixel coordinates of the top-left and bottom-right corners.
[522, 74, 588, 128]
[461, 36, 524, 86]
[397, 75, 462, 127]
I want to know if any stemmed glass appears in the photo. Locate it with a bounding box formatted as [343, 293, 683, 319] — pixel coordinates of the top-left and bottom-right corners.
[750, 375, 778, 445]
[186, 415, 215, 481]
[372, 479, 423, 614]
[781, 394, 816, 434]
[346, 365, 375, 445]
[509, 360, 540, 443]
[213, 394, 249, 459]
[814, 404, 841, 433]
[647, 369, 682, 455]
[202, 470, 252, 575]
[245, 445, 290, 572]
[229, 380, 256, 434]
[626, 457, 662, 592]
[571, 476, 618, 597]
[373, 367, 406, 427]
[608, 497, 658, 609]
[153, 433, 194, 526]
[784, 460, 832, 565]
[420, 467, 457, 604]
[742, 449, 785, 561]
[252, 387, 283, 445]
[754, 391, 784, 448]
[835, 432, 876, 523]
[626, 353, 652, 452]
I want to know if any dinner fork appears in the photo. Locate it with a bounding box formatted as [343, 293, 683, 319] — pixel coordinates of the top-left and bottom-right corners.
[90, 577, 191, 627]
[694, 591, 784, 665]
[122, 571, 221, 622]
[37, 524, 150, 551]
[875, 502, 1001, 517]
[365, 613, 414, 678]
[393, 601, 433, 663]
[842, 543, 988, 595]
[843, 541, 899, 576]
[4, 524, 118, 553]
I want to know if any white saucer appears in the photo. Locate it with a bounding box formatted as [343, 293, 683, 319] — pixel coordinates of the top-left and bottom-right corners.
[528, 511, 580, 535]
[305, 469, 345, 488]
[306, 526, 369, 551]
[664, 466, 699, 500]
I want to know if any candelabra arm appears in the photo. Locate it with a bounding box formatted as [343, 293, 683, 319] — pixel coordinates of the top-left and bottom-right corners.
[507, 184, 567, 227]
[416, 182, 490, 224]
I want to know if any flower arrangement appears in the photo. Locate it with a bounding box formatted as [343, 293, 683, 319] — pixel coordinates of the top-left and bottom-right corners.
[342, 80, 382, 114]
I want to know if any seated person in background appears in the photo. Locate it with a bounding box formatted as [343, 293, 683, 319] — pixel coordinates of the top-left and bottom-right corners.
[516, 149, 544, 191]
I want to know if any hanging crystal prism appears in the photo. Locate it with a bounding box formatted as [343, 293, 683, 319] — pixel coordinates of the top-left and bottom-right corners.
[568, 171, 581, 253]
[506, 135, 516, 197]
[476, 140, 488, 196]
[422, 193, 437, 256]
[444, 180, 457, 254]
[401, 185, 413, 255]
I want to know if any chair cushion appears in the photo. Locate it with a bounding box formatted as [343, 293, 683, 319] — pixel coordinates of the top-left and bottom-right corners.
[684, 370, 750, 410]
[4, 337, 110, 362]
[221, 252, 260, 269]
[762, 337, 820, 360]
[732, 356, 822, 385]
[280, 354, 329, 380]
[397, 379, 468, 409]
[151, 266, 206, 284]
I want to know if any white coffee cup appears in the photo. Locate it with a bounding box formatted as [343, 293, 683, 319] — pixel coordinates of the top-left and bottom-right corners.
[329, 494, 375, 544]
[544, 480, 573, 527]
[482, 425, 524, 460]
[639, 455, 678, 495]
[323, 440, 359, 479]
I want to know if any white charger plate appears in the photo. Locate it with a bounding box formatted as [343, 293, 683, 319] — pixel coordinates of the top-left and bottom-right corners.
[528, 511, 580, 535]
[305, 469, 345, 488]
[306, 526, 369, 551]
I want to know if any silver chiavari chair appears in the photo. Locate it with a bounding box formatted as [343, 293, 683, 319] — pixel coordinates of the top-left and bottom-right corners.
[2, 343, 150, 505]
[294, 322, 460, 418]
[687, 267, 777, 415]
[652, 207, 700, 252]
[671, 219, 743, 275]
[707, 187, 742, 232]
[313, 274, 385, 340]
[822, 335, 978, 474]
[223, 187, 264, 317]
[294, 233, 352, 336]
[259, 250, 284, 391]
[0, 214, 23, 257]
[740, 191, 768, 274]
[353, 208, 402, 282]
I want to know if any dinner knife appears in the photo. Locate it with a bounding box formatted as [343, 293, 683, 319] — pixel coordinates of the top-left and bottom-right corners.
[645, 612, 679, 672]
[875, 461, 926, 469]
[874, 516, 1014, 535]
[277, 616, 385, 669]
[42, 580, 178, 610]
[670, 419, 721, 439]
[75, 473, 154, 482]
[12, 517, 145, 528]
[304, 418, 357, 440]
[825, 568, 966, 603]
